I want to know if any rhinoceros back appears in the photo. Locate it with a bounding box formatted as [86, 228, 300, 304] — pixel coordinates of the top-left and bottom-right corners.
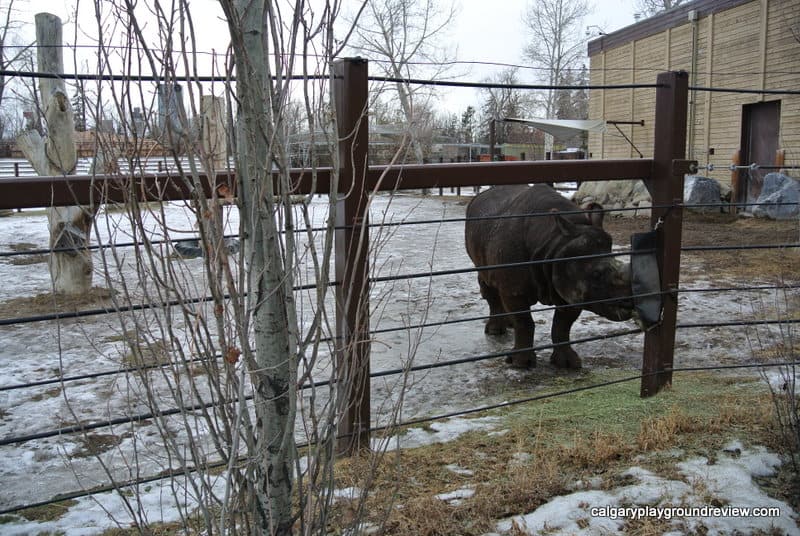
[464, 184, 591, 303]
[465, 185, 584, 260]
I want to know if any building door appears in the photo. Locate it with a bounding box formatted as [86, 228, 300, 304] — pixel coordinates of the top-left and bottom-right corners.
[740, 101, 780, 204]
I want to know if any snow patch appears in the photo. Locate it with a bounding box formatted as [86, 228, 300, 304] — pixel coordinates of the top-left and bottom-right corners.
[496, 445, 799, 536]
[372, 416, 501, 451]
[445, 463, 474, 476]
[436, 486, 475, 506]
[333, 487, 362, 501]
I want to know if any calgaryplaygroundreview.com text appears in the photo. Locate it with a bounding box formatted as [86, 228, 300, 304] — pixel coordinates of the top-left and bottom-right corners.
[591, 505, 783, 521]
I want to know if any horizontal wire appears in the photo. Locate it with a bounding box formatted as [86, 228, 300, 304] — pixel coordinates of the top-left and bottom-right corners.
[688, 85, 800, 96]
[683, 243, 800, 252]
[0, 69, 322, 83]
[3, 357, 798, 516]
[0, 327, 643, 447]
[2, 198, 798, 259]
[0, 249, 645, 327]
[678, 319, 800, 329]
[365, 359, 800, 435]
[3, 239, 798, 327]
[0, 280, 328, 327]
[7, 45, 800, 77]
[0, 294, 639, 393]
[4, 282, 798, 393]
[0, 354, 219, 393]
[370, 75, 662, 90]
[4, 313, 799, 447]
[6, 68, 799, 95]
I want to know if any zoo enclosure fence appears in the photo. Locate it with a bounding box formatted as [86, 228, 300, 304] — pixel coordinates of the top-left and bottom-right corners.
[0, 59, 799, 515]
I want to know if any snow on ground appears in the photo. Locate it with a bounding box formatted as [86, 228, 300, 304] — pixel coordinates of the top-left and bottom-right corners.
[435, 486, 475, 506]
[494, 442, 799, 536]
[0, 473, 227, 536]
[372, 416, 501, 451]
[1, 192, 797, 531]
[333, 487, 363, 501]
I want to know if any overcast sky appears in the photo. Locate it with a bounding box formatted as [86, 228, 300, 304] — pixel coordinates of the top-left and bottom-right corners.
[10, 0, 640, 115]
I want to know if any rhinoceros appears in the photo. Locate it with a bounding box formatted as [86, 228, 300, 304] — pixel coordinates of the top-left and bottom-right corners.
[464, 184, 634, 369]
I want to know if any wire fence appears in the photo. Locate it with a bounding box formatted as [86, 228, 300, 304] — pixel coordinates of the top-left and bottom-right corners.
[2, 357, 799, 516]
[0, 66, 799, 519]
[1, 201, 797, 510]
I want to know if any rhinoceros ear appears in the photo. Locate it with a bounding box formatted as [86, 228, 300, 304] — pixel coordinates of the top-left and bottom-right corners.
[549, 208, 577, 236]
[581, 201, 605, 228]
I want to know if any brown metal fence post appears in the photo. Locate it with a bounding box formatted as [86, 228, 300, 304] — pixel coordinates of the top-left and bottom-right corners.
[730, 150, 741, 211]
[775, 148, 785, 169]
[333, 58, 371, 454]
[641, 71, 689, 398]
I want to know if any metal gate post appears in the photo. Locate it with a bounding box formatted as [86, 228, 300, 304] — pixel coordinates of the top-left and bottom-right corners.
[333, 58, 371, 454]
[641, 71, 689, 398]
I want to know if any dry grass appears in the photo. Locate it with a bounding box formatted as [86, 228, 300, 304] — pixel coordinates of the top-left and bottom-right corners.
[11, 499, 78, 523]
[1, 242, 48, 266]
[122, 338, 171, 367]
[320, 371, 783, 536]
[0, 286, 114, 321]
[71, 433, 126, 459]
[603, 211, 800, 283]
[13, 371, 792, 535]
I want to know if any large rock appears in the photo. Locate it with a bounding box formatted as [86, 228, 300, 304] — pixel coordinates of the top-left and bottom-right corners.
[752, 173, 800, 220]
[573, 180, 651, 217]
[683, 175, 722, 212]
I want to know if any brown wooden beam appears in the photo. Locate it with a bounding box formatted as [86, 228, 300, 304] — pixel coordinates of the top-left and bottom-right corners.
[641, 71, 689, 398]
[333, 58, 371, 455]
[0, 159, 653, 210]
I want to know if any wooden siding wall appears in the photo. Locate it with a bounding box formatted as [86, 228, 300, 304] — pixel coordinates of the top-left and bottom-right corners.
[589, 0, 799, 184]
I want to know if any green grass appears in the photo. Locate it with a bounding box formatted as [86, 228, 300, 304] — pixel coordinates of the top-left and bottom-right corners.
[503, 369, 764, 439]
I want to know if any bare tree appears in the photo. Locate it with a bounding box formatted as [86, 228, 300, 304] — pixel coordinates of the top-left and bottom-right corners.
[350, 0, 456, 164]
[635, 0, 686, 18]
[522, 0, 589, 119]
[479, 68, 532, 145]
[10, 0, 430, 534]
[0, 0, 30, 105]
[0, 0, 34, 139]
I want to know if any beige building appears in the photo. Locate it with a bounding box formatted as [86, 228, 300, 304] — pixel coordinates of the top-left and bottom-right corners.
[587, 0, 799, 202]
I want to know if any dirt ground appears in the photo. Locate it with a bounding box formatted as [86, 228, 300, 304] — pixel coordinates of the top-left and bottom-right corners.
[603, 210, 800, 283]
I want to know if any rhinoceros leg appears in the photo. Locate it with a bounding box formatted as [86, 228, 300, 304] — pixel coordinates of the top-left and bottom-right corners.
[550, 307, 582, 369]
[479, 278, 510, 335]
[500, 294, 536, 368]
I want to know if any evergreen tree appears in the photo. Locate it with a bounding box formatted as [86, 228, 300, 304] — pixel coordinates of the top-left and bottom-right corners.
[555, 71, 575, 120]
[460, 106, 476, 143]
[573, 64, 589, 120]
[71, 88, 86, 132]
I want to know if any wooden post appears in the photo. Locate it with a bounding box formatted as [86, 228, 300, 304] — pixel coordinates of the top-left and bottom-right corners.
[775, 148, 785, 170]
[199, 95, 228, 286]
[489, 119, 496, 161]
[200, 95, 227, 174]
[16, 13, 92, 295]
[730, 150, 741, 211]
[641, 71, 689, 398]
[333, 58, 371, 455]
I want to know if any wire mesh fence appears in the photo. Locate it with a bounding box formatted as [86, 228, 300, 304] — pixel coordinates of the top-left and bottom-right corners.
[0, 65, 798, 522]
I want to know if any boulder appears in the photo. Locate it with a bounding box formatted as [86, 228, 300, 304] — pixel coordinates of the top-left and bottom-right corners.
[573, 180, 651, 217]
[752, 173, 800, 220]
[683, 175, 722, 212]
[760, 172, 794, 199]
[174, 238, 240, 258]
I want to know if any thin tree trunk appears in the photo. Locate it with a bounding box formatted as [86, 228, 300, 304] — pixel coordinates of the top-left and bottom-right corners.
[230, 0, 295, 533]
